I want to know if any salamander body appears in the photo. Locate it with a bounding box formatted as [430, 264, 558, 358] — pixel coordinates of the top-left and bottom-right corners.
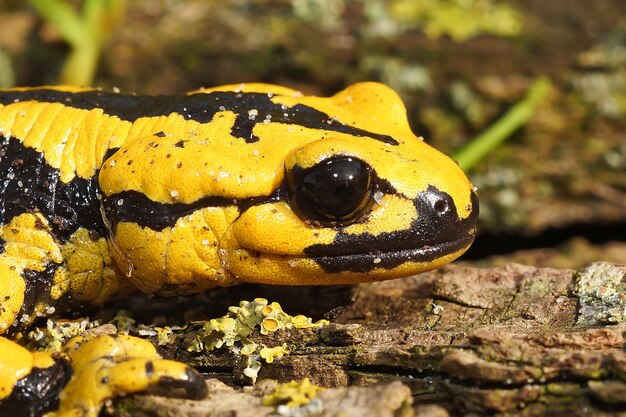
[0, 82, 478, 416]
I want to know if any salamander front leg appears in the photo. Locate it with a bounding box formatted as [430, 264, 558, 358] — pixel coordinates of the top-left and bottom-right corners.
[46, 334, 207, 417]
[0, 334, 207, 417]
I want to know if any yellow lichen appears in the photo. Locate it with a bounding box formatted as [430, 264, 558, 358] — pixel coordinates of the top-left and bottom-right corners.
[241, 340, 258, 356]
[154, 326, 174, 346]
[291, 314, 330, 329]
[261, 303, 279, 316]
[262, 378, 325, 407]
[110, 312, 136, 333]
[261, 317, 281, 333]
[188, 298, 327, 382]
[260, 343, 290, 363]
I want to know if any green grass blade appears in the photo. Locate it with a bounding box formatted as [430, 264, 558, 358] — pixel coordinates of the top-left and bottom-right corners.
[452, 77, 552, 171]
[28, 0, 125, 86]
[29, 0, 87, 47]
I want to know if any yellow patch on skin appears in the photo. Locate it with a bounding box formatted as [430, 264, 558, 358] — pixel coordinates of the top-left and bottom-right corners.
[272, 82, 416, 146]
[0, 102, 130, 182]
[223, 250, 326, 285]
[110, 206, 239, 294]
[190, 83, 303, 96]
[0, 337, 32, 400]
[9, 86, 93, 93]
[230, 202, 337, 255]
[32, 351, 57, 369]
[0, 262, 25, 332]
[0, 213, 63, 267]
[0, 217, 135, 330]
[0, 213, 63, 329]
[99, 111, 311, 203]
[60, 228, 134, 305]
[343, 194, 416, 236]
[49, 268, 70, 302]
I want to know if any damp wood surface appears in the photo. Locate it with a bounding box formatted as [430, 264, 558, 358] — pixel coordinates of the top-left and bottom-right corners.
[106, 259, 626, 417]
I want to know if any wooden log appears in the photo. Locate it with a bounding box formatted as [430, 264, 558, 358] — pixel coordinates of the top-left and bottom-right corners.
[115, 262, 626, 416]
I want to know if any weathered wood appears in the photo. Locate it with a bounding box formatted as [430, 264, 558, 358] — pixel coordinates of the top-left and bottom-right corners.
[114, 262, 626, 416]
[114, 379, 414, 417]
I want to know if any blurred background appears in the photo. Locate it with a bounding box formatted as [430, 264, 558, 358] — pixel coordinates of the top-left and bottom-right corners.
[0, 0, 624, 267]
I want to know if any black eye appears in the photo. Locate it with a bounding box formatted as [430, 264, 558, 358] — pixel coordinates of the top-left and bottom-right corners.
[287, 157, 373, 226]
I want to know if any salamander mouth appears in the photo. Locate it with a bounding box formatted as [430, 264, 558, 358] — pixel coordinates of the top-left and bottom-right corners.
[308, 228, 476, 273]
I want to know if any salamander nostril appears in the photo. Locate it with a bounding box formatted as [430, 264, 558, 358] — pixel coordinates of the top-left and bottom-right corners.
[433, 199, 448, 214]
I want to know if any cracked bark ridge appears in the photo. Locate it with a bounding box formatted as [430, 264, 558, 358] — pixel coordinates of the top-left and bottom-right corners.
[114, 378, 414, 417]
[132, 262, 626, 417]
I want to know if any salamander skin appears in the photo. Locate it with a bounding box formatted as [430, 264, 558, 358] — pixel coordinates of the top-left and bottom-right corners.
[0, 82, 478, 416]
[0, 333, 206, 417]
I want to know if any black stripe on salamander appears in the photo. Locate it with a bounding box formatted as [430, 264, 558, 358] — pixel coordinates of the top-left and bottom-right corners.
[103, 190, 236, 231]
[0, 135, 107, 242]
[304, 187, 479, 273]
[0, 89, 398, 145]
[17, 265, 59, 327]
[0, 357, 72, 417]
[103, 186, 287, 232]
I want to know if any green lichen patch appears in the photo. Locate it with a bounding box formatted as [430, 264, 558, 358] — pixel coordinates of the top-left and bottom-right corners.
[389, 0, 522, 41]
[187, 298, 328, 382]
[26, 318, 107, 351]
[572, 262, 626, 326]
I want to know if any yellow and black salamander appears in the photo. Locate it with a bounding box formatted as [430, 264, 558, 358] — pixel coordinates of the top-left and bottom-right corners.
[0, 82, 478, 416]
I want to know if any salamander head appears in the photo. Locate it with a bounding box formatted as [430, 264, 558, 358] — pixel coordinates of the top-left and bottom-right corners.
[219, 82, 478, 284]
[99, 82, 478, 292]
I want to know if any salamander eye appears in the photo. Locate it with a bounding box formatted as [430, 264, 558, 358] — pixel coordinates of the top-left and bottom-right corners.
[287, 156, 373, 226]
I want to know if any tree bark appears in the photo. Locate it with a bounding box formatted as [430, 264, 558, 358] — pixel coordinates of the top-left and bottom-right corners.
[114, 262, 626, 416]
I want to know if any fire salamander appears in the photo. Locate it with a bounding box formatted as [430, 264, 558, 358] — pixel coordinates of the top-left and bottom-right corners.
[0, 82, 478, 416]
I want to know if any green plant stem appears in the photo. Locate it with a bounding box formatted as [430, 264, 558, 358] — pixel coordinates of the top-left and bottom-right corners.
[29, 0, 124, 86]
[452, 77, 552, 171]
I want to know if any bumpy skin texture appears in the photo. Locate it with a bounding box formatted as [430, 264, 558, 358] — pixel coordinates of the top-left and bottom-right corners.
[0, 334, 207, 417]
[0, 82, 478, 416]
